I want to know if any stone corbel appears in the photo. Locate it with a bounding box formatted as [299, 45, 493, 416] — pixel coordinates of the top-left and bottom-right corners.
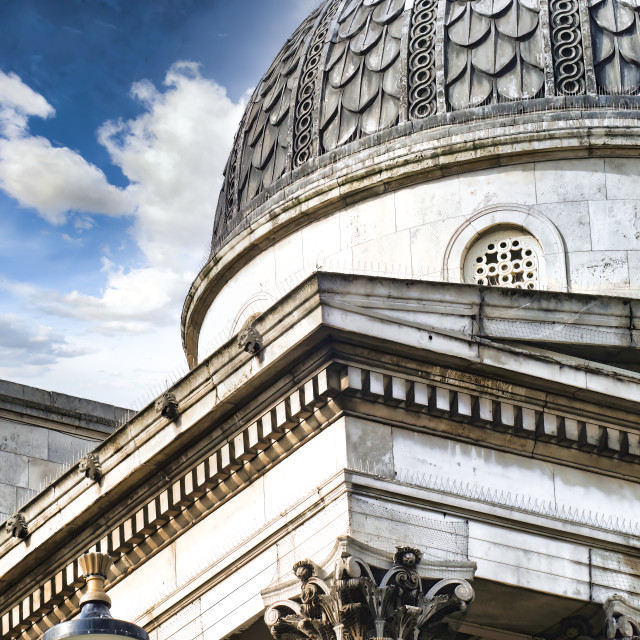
[606, 596, 640, 640]
[155, 392, 180, 420]
[238, 324, 263, 354]
[5, 512, 28, 539]
[79, 452, 102, 482]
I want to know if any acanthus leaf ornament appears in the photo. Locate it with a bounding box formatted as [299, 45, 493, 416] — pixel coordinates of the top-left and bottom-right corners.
[445, 0, 545, 109]
[5, 512, 28, 539]
[264, 545, 474, 640]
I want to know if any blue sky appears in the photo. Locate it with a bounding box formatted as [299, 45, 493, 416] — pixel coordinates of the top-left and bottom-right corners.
[0, 0, 319, 406]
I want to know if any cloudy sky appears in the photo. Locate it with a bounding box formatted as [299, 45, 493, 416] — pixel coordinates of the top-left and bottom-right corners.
[0, 0, 319, 407]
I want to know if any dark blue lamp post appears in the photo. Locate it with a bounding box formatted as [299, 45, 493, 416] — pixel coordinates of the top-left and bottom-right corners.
[42, 554, 149, 640]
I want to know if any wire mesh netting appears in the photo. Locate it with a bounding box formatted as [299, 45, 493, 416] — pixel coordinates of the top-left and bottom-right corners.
[591, 549, 640, 607]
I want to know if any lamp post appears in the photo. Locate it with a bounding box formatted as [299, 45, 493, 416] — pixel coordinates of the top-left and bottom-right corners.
[42, 553, 148, 640]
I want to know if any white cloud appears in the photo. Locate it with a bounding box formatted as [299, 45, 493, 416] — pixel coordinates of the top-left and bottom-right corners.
[0, 70, 132, 224]
[0, 313, 91, 367]
[39, 258, 190, 330]
[0, 135, 132, 224]
[98, 61, 243, 270]
[45, 61, 244, 330]
[0, 71, 54, 119]
[0, 64, 245, 404]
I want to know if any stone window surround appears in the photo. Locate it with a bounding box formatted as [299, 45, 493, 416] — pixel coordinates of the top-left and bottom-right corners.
[443, 204, 568, 291]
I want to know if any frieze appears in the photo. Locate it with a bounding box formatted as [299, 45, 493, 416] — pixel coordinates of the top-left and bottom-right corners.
[3, 361, 640, 640]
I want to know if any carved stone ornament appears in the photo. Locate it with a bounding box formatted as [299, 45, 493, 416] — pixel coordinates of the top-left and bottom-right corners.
[320, 0, 406, 154]
[155, 392, 180, 420]
[238, 325, 263, 354]
[209, 0, 640, 251]
[589, 0, 640, 94]
[264, 545, 474, 640]
[445, 0, 545, 109]
[79, 452, 103, 482]
[606, 596, 640, 640]
[5, 512, 28, 539]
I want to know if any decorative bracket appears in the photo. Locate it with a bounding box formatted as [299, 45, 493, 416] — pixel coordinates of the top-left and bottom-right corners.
[238, 325, 263, 354]
[155, 392, 180, 420]
[606, 596, 640, 640]
[79, 452, 103, 482]
[5, 512, 28, 539]
[265, 544, 474, 640]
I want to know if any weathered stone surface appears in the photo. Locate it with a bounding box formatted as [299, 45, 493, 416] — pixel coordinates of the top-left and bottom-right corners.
[0, 421, 48, 460]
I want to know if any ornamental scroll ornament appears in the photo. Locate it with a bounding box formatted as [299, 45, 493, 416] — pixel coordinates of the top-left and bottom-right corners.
[293, 0, 342, 168]
[264, 546, 474, 640]
[445, 0, 545, 109]
[79, 452, 102, 482]
[5, 512, 28, 539]
[408, 0, 439, 118]
[237, 9, 318, 207]
[155, 392, 180, 420]
[589, 0, 640, 94]
[606, 596, 640, 640]
[320, 0, 407, 153]
[549, 0, 586, 94]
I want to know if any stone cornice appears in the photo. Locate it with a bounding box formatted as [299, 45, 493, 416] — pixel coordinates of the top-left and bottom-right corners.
[0, 380, 127, 438]
[3, 354, 640, 640]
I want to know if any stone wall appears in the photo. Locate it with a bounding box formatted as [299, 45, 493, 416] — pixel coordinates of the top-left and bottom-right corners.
[0, 380, 128, 523]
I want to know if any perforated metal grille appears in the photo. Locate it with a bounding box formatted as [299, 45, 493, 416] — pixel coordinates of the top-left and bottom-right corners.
[464, 230, 544, 290]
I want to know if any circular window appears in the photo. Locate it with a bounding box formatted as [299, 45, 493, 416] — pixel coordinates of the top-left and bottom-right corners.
[463, 229, 544, 290]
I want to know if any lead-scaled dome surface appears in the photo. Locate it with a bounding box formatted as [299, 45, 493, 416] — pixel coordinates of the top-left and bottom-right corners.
[211, 0, 640, 254]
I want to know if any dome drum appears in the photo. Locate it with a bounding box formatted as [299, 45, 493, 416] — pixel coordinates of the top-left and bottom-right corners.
[183, 0, 640, 368]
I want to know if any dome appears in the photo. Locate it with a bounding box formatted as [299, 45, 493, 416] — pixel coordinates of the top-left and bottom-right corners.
[183, 0, 640, 368]
[210, 0, 640, 253]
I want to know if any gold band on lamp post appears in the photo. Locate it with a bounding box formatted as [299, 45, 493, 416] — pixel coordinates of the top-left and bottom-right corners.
[78, 552, 112, 607]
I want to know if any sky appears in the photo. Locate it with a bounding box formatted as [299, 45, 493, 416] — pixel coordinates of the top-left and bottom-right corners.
[0, 0, 320, 408]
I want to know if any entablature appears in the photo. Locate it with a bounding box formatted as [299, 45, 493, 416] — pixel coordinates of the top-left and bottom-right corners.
[2, 274, 640, 640]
